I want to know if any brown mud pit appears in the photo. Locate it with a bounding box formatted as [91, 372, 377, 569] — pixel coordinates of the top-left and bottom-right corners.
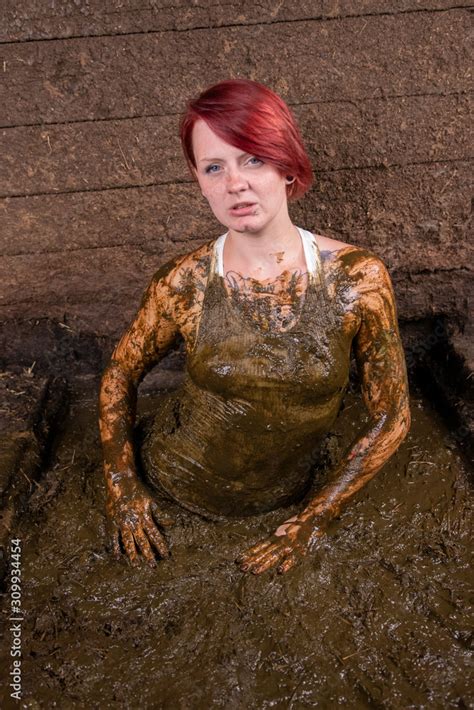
[0, 382, 472, 709]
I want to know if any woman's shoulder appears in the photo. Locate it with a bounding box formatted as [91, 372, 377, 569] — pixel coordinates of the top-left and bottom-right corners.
[313, 233, 393, 300]
[314, 233, 387, 272]
[313, 233, 370, 260]
[149, 240, 214, 292]
[313, 233, 355, 256]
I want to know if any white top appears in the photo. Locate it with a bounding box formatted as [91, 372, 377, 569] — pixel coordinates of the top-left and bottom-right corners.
[213, 226, 321, 282]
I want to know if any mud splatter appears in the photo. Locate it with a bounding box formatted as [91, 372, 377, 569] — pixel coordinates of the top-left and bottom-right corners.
[99, 232, 410, 574]
[0, 384, 472, 708]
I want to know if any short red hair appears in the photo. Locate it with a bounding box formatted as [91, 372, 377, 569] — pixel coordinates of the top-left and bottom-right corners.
[179, 78, 313, 201]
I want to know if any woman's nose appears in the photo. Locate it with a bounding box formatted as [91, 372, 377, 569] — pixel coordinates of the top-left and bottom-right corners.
[225, 168, 248, 192]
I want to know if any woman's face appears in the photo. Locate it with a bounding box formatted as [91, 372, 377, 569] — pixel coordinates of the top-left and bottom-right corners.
[191, 119, 290, 236]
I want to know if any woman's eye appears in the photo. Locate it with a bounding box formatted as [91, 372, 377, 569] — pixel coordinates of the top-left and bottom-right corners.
[204, 157, 262, 174]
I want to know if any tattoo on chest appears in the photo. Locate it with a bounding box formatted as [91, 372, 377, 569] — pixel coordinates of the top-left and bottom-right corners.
[223, 269, 310, 331]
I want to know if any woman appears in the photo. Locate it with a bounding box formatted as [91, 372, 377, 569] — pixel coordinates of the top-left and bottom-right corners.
[99, 78, 411, 575]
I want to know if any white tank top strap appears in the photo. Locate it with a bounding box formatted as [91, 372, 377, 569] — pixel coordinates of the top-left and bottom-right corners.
[211, 226, 323, 284]
[297, 226, 324, 286]
[213, 232, 228, 278]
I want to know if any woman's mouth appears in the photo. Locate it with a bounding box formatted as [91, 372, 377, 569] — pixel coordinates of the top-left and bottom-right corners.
[229, 202, 257, 216]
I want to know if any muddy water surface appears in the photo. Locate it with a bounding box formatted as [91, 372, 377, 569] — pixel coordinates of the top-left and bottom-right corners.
[1, 383, 472, 708]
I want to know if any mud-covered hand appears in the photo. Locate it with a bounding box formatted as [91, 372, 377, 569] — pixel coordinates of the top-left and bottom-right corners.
[106, 474, 175, 567]
[235, 514, 324, 575]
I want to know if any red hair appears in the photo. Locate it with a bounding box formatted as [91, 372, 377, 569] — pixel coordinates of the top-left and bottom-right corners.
[179, 78, 313, 201]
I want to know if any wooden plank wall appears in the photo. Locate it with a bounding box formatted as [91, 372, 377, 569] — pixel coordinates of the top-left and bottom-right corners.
[1, 0, 472, 342]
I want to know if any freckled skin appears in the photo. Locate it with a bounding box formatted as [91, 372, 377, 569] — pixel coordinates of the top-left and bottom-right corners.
[270, 250, 285, 264]
[99, 238, 411, 572]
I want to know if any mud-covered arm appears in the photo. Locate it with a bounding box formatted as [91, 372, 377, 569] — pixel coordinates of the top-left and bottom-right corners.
[98, 262, 182, 565]
[99, 262, 180, 484]
[299, 254, 411, 522]
[237, 254, 411, 574]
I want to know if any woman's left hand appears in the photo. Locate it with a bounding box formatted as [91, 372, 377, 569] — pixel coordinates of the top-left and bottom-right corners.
[235, 514, 324, 575]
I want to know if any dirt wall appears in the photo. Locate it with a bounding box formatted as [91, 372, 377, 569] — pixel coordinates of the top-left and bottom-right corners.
[1, 1, 472, 341]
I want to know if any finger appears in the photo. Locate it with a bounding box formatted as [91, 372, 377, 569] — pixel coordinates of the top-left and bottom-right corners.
[132, 526, 157, 566]
[277, 555, 297, 574]
[241, 544, 288, 574]
[150, 502, 175, 528]
[239, 542, 279, 570]
[121, 526, 138, 566]
[143, 514, 170, 559]
[243, 538, 280, 561]
[250, 547, 292, 575]
[235, 540, 273, 565]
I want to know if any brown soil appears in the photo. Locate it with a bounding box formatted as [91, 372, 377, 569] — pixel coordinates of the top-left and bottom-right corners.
[0, 381, 472, 708]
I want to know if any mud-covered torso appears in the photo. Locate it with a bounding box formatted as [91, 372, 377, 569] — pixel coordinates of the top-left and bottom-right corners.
[141, 228, 362, 519]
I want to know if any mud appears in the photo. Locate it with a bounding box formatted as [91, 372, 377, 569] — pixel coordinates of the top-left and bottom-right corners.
[138, 230, 358, 522]
[0, 370, 68, 584]
[99, 228, 413, 578]
[0, 379, 472, 708]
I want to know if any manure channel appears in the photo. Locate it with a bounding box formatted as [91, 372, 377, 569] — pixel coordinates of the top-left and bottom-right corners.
[0, 382, 472, 708]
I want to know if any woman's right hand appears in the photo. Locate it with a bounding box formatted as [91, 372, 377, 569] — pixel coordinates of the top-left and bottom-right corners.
[105, 474, 175, 567]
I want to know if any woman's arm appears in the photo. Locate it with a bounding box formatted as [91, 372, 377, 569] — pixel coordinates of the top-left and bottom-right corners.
[99, 259, 181, 566]
[236, 253, 411, 574]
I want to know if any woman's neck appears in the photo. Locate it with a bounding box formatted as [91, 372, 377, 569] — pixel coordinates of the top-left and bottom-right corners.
[224, 222, 305, 280]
